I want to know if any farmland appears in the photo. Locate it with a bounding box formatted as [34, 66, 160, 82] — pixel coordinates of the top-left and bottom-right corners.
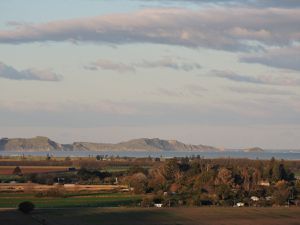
[0, 183, 128, 193]
[1, 207, 300, 225]
[0, 192, 141, 208]
[0, 166, 69, 175]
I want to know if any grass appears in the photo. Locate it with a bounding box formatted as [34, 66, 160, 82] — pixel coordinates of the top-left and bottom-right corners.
[294, 171, 300, 176]
[103, 166, 131, 172]
[0, 192, 142, 208]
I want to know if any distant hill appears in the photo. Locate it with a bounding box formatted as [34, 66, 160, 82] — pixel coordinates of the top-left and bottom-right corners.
[0, 137, 218, 152]
[244, 147, 264, 152]
[0, 136, 62, 151]
[66, 138, 218, 152]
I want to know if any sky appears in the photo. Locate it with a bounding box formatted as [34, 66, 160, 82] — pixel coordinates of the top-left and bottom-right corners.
[0, 0, 300, 149]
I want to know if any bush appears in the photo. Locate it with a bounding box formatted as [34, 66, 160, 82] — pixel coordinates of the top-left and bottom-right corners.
[141, 196, 154, 207]
[35, 187, 65, 198]
[18, 201, 35, 214]
[12, 166, 22, 175]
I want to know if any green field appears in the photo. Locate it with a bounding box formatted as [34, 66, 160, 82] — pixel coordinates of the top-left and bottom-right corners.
[1, 207, 300, 225]
[0, 192, 141, 208]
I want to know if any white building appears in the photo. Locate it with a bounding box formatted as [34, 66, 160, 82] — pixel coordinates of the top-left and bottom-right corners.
[236, 202, 244, 207]
[251, 196, 259, 202]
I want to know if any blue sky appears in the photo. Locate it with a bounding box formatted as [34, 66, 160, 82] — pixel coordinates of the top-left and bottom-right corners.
[0, 0, 299, 149]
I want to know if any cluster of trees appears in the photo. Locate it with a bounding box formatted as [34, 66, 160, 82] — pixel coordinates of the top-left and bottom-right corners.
[3, 156, 300, 207]
[122, 157, 299, 207]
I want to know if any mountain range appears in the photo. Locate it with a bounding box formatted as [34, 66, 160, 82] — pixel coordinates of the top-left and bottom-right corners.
[0, 136, 219, 152]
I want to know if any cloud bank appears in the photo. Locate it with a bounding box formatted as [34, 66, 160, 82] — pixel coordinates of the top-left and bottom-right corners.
[0, 7, 299, 52]
[141, 0, 300, 8]
[0, 62, 62, 81]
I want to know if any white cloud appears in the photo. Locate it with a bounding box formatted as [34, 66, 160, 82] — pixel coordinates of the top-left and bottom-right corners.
[240, 46, 300, 71]
[212, 70, 300, 86]
[227, 86, 296, 96]
[135, 57, 201, 71]
[85, 57, 201, 72]
[0, 62, 62, 81]
[85, 59, 136, 73]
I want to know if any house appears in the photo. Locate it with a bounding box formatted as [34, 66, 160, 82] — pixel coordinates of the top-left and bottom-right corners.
[236, 202, 245, 207]
[259, 180, 270, 186]
[114, 177, 119, 184]
[154, 203, 163, 208]
[251, 196, 259, 201]
[266, 196, 272, 201]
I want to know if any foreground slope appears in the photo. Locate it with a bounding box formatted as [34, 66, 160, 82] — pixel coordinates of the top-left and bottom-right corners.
[1, 207, 300, 225]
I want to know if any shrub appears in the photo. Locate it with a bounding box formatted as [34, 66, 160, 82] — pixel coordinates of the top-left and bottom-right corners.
[35, 187, 65, 198]
[141, 196, 154, 207]
[12, 166, 22, 175]
[18, 201, 35, 214]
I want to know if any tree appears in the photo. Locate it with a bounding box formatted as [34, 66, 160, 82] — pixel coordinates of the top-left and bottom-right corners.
[272, 180, 290, 205]
[215, 168, 233, 186]
[96, 155, 103, 161]
[278, 164, 287, 181]
[65, 156, 71, 162]
[163, 158, 180, 181]
[12, 166, 22, 175]
[18, 201, 35, 214]
[128, 172, 148, 194]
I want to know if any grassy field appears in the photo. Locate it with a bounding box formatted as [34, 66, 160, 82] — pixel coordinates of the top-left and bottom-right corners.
[0, 166, 69, 175]
[1, 207, 300, 225]
[0, 192, 141, 208]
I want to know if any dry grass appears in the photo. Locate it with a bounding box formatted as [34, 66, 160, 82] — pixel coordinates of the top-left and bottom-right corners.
[0, 183, 127, 193]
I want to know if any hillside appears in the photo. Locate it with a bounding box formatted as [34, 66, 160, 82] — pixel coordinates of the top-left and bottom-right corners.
[0, 136, 62, 151]
[0, 137, 218, 152]
[115, 138, 217, 151]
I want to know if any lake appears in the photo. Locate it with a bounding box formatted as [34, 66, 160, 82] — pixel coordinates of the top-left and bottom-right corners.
[1, 150, 300, 160]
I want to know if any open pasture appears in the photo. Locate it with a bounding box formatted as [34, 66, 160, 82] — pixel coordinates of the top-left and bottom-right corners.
[0, 166, 69, 175]
[0, 192, 140, 208]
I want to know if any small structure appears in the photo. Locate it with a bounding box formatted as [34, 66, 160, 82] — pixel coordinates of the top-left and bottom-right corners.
[265, 196, 272, 201]
[251, 196, 259, 202]
[259, 180, 270, 186]
[114, 177, 119, 184]
[236, 202, 244, 207]
[57, 177, 65, 184]
[154, 203, 163, 208]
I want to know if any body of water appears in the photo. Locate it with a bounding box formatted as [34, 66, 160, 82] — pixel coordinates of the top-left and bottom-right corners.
[1, 150, 300, 160]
